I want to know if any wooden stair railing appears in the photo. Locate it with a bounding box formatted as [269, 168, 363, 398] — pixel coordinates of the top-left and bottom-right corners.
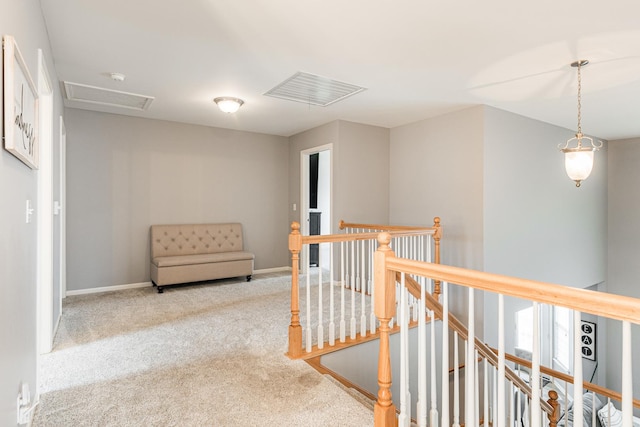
[374, 231, 640, 427]
[287, 218, 441, 359]
[399, 272, 553, 416]
[493, 348, 640, 410]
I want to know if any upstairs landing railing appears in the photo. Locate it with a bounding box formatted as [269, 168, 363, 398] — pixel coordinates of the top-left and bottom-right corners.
[287, 218, 441, 359]
[374, 232, 640, 427]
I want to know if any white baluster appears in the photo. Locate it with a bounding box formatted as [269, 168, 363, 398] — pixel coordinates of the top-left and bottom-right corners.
[492, 365, 497, 427]
[369, 239, 376, 334]
[329, 242, 335, 346]
[453, 331, 460, 427]
[592, 390, 596, 427]
[508, 381, 514, 427]
[475, 349, 480, 427]
[430, 306, 439, 427]
[498, 294, 505, 427]
[317, 246, 324, 350]
[573, 310, 583, 427]
[425, 235, 431, 293]
[531, 302, 541, 427]
[350, 239, 356, 339]
[398, 274, 410, 427]
[564, 380, 569, 424]
[441, 281, 450, 427]
[622, 321, 633, 427]
[360, 239, 367, 337]
[305, 248, 312, 353]
[418, 273, 427, 427]
[483, 359, 489, 427]
[339, 241, 346, 343]
[466, 288, 476, 427]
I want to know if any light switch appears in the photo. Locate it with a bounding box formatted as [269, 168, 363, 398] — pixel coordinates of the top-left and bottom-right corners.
[25, 200, 34, 224]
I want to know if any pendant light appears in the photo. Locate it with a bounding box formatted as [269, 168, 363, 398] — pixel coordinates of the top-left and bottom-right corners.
[558, 60, 602, 187]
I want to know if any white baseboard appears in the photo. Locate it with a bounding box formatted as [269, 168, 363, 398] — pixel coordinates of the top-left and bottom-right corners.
[254, 266, 291, 274]
[64, 268, 291, 297]
[66, 281, 151, 296]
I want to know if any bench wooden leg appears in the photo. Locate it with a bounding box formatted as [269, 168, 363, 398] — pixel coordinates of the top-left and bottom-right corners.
[246, 275, 252, 282]
[157, 286, 164, 294]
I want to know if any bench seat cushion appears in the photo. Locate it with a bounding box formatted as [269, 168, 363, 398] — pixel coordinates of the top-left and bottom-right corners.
[153, 251, 255, 268]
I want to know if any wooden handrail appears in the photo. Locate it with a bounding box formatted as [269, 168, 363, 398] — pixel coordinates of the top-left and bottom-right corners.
[384, 256, 640, 325]
[339, 219, 436, 231]
[492, 347, 640, 409]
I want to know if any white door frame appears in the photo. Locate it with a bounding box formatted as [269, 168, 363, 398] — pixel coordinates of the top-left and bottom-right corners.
[59, 117, 67, 302]
[300, 143, 333, 268]
[37, 49, 54, 355]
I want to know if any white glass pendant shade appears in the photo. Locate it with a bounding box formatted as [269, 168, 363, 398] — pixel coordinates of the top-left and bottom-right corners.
[563, 148, 594, 187]
[214, 97, 244, 113]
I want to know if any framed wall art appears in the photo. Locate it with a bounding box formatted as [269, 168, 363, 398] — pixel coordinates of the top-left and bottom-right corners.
[580, 320, 597, 361]
[3, 35, 39, 169]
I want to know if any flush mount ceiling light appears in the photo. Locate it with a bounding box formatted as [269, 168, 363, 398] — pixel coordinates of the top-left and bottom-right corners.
[558, 60, 603, 187]
[214, 97, 244, 113]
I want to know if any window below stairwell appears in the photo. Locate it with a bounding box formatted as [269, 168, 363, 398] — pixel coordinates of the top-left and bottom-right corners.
[552, 306, 573, 374]
[515, 306, 534, 353]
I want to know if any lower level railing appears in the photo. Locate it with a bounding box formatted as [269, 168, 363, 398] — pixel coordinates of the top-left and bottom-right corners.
[287, 218, 441, 359]
[374, 232, 640, 427]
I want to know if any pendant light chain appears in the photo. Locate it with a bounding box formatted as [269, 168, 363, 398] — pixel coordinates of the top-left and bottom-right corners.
[576, 62, 582, 136]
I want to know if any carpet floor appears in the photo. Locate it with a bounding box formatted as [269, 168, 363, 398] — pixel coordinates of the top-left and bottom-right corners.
[33, 272, 374, 426]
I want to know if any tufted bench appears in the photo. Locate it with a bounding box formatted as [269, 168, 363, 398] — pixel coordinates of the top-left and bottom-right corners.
[150, 223, 254, 293]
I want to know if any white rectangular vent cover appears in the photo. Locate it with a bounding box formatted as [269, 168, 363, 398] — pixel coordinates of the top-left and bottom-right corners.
[264, 71, 366, 106]
[63, 81, 154, 111]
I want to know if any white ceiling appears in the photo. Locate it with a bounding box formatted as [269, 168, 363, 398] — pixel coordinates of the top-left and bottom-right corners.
[40, 0, 640, 140]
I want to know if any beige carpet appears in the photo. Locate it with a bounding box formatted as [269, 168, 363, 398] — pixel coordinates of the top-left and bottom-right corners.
[33, 272, 374, 426]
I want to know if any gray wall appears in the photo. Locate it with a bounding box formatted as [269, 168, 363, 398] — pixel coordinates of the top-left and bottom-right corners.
[482, 106, 608, 366]
[389, 107, 485, 330]
[289, 120, 390, 233]
[390, 106, 485, 270]
[65, 109, 290, 291]
[607, 138, 640, 409]
[0, 0, 65, 424]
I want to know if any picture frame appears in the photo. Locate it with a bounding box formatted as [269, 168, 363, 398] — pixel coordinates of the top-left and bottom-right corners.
[3, 35, 39, 169]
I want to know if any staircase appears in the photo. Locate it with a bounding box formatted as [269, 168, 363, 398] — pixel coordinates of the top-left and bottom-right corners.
[286, 219, 640, 426]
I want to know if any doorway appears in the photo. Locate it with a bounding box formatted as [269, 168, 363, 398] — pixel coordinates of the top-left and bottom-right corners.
[300, 144, 332, 270]
[37, 50, 54, 355]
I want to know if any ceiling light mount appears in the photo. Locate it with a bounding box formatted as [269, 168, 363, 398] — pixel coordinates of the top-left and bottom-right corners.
[109, 72, 126, 82]
[558, 59, 602, 187]
[214, 97, 244, 113]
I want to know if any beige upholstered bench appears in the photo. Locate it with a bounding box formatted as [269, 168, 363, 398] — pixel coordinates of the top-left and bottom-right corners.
[150, 223, 254, 293]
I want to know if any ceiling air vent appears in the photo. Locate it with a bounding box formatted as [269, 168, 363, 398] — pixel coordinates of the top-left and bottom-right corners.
[264, 71, 366, 107]
[63, 81, 154, 111]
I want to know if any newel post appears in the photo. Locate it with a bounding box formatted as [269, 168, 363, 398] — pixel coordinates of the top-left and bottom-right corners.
[547, 390, 559, 427]
[432, 216, 442, 299]
[288, 222, 303, 358]
[374, 232, 398, 427]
